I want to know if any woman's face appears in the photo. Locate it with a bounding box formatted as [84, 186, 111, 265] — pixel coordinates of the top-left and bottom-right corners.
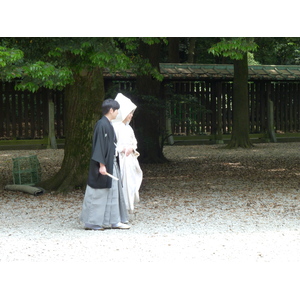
[123, 110, 134, 124]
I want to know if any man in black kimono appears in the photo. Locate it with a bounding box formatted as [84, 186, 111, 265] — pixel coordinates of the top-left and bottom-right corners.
[80, 99, 129, 230]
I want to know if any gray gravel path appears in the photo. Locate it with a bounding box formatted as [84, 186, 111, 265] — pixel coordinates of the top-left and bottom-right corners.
[1, 144, 300, 263]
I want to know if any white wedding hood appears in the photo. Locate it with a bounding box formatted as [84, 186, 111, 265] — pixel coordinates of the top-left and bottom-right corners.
[112, 93, 137, 123]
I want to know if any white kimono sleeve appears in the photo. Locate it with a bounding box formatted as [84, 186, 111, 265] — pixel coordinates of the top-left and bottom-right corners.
[113, 123, 142, 212]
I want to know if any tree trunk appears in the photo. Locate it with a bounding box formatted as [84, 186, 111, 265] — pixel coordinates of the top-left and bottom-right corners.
[166, 37, 180, 145]
[39, 67, 105, 192]
[227, 53, 253, 148]
[134, 42, 167, 163]
[187, 38, 196, 63]
[168, 37, 180, 62]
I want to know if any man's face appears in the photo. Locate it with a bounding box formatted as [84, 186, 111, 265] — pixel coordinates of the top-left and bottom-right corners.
[111, 109, 119, 120]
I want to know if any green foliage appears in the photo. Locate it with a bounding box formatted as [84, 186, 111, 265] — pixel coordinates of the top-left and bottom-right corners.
[208, 38, 258, 60]
[15, 62, 74, 91]
[141, 37, 168, 45]
[113, 37, 166, 80]
[116, 37, 167, 51]
[132, 55, 164, 81]
[0, 46, 23, 67]
[254, 37, 300, 65]
[248, 52, 260, 65]
[0, 37, 165, 92]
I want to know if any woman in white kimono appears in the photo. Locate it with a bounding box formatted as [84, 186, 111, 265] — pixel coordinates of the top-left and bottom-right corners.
[112, 93, 143, 214]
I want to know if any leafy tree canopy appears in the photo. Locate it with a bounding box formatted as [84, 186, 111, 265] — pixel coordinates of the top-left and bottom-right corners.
[0, 37, 166, 92]
[208, 37, 258, 60]
[254, 37, 300, 65]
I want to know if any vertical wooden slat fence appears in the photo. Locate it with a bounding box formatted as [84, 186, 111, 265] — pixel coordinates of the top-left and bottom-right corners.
[168, 80, 300, 136]
[270, 82, 300, 133]
[221, 81, 232, 134]
[0, 82, 65, 140]
[1, 79, 300, 140]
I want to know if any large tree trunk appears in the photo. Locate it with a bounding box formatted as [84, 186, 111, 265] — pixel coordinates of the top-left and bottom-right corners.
[166, 38, 180, 145]
[227, 53, 253, 148]
[168, 37, 180, 62]
[39, 67, 104, 192]
[134, 42, 167, 163]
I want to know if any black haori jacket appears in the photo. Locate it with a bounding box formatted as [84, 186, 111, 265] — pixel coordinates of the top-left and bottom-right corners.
[87, 116, 116, 189]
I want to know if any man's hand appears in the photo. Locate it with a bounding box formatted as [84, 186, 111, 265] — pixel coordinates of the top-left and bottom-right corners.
[99, 163, 107, 175]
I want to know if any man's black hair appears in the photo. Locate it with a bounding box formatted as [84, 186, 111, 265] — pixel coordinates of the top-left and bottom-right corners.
[102, 99, 120, 115]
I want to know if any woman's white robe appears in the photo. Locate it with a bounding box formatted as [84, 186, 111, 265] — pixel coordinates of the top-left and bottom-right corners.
[113, 122, 143, 213]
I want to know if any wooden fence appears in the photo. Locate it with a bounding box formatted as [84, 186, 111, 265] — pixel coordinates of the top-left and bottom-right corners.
[1, 80, 300, 140]
[169, 80, 300, 136]
[0, 82, 64, 139]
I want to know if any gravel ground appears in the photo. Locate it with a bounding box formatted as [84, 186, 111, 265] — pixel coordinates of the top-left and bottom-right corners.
[1, 143, 300, 264]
